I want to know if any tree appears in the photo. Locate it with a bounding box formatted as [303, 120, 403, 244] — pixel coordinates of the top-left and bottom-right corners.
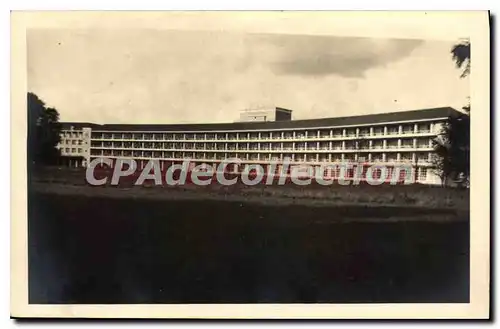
[27, 92, 62, 166]
[451, 40, 470, 78]
[432, 41, 471, 187]
[431, 109, 470, 187]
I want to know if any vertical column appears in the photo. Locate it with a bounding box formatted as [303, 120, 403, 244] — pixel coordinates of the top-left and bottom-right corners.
[414, 123, 419, 134]
[384, 126, 388, 135]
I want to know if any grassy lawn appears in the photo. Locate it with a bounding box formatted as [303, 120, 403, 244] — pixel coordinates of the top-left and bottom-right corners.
[28, 189, 469, 304]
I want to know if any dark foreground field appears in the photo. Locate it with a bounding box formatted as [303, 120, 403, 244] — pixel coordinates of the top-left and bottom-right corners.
[28, 190, 469, 304]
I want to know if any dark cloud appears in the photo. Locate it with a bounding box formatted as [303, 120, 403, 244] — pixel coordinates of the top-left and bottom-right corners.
[256, 34, 425, 77]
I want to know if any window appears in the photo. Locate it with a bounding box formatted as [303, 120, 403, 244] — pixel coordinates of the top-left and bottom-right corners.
[346, 128, 356, 137]
[418, 168, 427, 181]
[359, 128, 370, 136]
[332, 129, 342, 137]
[344, 154, 355, 161]
[387, 125, 399, 135]
[401, 139, 414, 148]
[71, 148, 76, 153]
[371, 153, 383, 162]
[77, 148, 82, 153]
[386, 154, 397, 162]
[373, 127, 384, 136]
[402, 125, 414, 134]
[419, 124, 431, 133]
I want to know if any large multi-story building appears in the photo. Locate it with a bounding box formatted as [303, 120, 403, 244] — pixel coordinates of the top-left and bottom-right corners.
[57, 106, 462, 185]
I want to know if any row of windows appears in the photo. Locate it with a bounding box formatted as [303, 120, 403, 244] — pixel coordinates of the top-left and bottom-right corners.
[61, 139, 83, 145]
[89, 149, 432, 163]
[89, 156, 431, 180]
[61, 132, 85, 139]
[88, 159, 430, 182]
[62, 148, 83, 153]
[89, 138, 433, 151]
[90, 123, 435, 141]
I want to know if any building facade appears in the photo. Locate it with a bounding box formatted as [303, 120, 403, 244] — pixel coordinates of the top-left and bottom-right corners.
[57, 107, 462, 185]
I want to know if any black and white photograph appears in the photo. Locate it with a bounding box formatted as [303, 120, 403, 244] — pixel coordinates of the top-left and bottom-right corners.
[10, 11, 490, 319]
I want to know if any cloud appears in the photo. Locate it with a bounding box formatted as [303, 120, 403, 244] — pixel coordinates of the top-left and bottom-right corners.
[256, 34, 425, 77]
[27, 29, 466, 124]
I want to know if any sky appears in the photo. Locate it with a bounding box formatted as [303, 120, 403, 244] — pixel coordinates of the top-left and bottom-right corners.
[27, 29, 470, 124]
